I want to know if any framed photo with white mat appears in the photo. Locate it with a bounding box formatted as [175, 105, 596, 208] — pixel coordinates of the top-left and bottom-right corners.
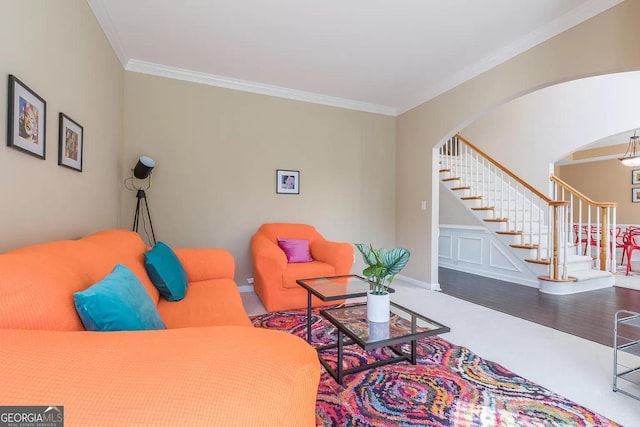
[276, 169, 299, 194]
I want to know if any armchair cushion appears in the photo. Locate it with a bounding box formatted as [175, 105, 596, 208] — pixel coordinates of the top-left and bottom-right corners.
[74, 264, 167, 331]
[144, 242, 187, 301]
[282, 262, 336, 289]
[277, 238, 313, 263]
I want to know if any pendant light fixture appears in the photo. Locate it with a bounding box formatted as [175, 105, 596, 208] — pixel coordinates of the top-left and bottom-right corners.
[619, 130, 640, 167]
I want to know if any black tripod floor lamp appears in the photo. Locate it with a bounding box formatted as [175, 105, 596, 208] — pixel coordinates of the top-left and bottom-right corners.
[125, 156, 157, 246]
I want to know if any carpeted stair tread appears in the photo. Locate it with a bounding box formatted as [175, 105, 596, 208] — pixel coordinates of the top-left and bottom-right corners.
[571, 269, 614, 281]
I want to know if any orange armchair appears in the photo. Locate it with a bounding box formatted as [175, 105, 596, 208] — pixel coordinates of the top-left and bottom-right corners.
[251, 223, 354, 312]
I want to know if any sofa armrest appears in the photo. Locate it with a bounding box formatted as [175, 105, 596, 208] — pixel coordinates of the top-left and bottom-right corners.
[311, 238, 354, 273]
[174, 248, 235, 282]
[251, 233, 287, 272]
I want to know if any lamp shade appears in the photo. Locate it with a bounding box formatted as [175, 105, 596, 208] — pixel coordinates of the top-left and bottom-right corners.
[620, 156, 640, 167]
[133, 156, 155, 179]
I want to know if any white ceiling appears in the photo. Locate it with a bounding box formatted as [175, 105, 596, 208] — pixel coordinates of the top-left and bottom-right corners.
[88, 0, 622, 116]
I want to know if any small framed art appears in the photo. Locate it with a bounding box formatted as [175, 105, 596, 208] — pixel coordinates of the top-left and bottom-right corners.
[7, 75, 46, 159]
[633, 188, 640, 203]
[632, 169, 640, 185]
[58, 113, 83, 172]
[276, 169, 300, 194]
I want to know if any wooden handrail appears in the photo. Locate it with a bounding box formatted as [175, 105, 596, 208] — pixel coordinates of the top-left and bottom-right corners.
[455, 133, 553, 203]
[550, 174, 617, 208]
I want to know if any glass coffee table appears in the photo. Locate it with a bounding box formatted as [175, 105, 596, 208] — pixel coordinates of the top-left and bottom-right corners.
[318, 302, 450, 384]
[296, 275, 394, 343]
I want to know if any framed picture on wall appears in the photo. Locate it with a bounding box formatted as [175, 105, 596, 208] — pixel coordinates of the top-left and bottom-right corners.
[58, 113, 84, 172]
[7, 75, 46, 159]
[633, 188, 640, 203]
[632, 169, 640, 185]
[276, 169, 300, 194]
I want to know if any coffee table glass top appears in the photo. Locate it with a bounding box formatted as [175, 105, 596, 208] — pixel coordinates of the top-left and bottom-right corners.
[320, 302, 450, 350]
[296, 274, 393, 301]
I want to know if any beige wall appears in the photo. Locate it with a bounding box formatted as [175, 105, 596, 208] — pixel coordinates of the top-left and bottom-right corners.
[439, 185, 478, 226]
[397, 0, 640, 283]
[556, 159, 640, 224]
[123, 72, 396, 284]
[0, 0, 124, 251]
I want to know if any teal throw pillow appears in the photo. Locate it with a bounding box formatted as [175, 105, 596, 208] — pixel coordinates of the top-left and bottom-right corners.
[144, 241, 188, 301]
[74, 263, 166, 331]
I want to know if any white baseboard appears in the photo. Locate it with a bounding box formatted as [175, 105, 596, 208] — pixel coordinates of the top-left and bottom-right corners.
[438, 262, 539, 288]
[395, 274, 441, 291]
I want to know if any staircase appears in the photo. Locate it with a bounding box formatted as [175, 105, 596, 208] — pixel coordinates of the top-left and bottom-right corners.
[439, 134, 616, 294]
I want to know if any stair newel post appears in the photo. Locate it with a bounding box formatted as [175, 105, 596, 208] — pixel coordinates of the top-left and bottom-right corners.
[538, 198, 544, 262]
[600, 207, 609, 272]
[611, 206, 617, 272]
[550, 201, 570, 280]
[551, 205, 559, 280]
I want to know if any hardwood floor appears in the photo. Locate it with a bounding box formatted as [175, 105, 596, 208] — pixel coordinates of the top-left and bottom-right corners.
[438, 267, 640, 347]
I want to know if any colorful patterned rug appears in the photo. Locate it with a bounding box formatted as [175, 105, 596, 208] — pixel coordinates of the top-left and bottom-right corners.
[252, 307, 618, 427]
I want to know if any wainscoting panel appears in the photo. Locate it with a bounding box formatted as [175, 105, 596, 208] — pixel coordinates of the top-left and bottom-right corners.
[457, 236, 483, 265]
[438, 235, 453, 260]
[439, 225, 539, 287]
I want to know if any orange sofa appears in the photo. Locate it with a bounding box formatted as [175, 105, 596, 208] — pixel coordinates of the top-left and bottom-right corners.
[0, 229, 320, 426]
[251, 223, 354, 312]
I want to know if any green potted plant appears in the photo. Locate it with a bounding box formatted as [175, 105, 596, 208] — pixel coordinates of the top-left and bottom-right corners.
[355, 243, 410, 322]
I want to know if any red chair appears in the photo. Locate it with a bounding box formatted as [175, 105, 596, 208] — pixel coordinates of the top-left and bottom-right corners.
[582, 226, 621, 258]
[624, 229, 640, 275]
[623, 227, 640, 273]
[581, 225, 600, 256]
[612, 227, 626, 265]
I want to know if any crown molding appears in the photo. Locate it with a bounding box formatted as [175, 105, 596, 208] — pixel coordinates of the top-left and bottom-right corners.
[125, 60, 397, 116]
[87, 0, 129, 66]
[397, 0, 624, 115]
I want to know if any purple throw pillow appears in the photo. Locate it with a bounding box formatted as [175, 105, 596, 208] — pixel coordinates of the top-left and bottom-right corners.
[277, 238, 313, 263]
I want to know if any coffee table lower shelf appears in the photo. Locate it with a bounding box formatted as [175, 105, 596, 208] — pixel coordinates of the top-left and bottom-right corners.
[316, 302, 449, 385]
[316, 335, 418, 385]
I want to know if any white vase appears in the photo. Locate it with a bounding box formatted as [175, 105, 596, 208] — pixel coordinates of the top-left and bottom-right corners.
[368, 320, 390, 340]
[367, 291, 390, 323]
